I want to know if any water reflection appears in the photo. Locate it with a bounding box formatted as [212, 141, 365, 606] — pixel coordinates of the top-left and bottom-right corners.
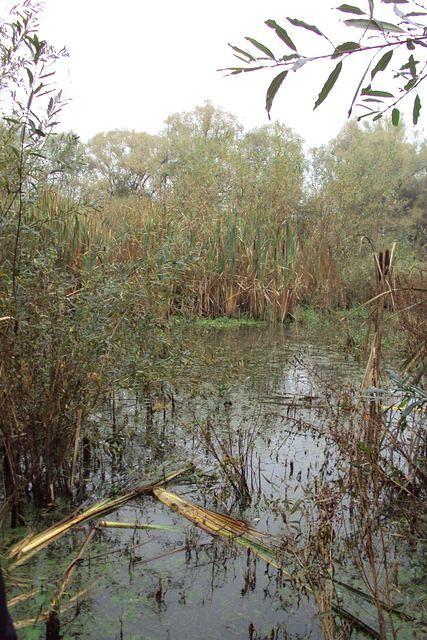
[13, 326, 366, 639]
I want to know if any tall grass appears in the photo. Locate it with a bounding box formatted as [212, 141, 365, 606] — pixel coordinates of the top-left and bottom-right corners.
[0, 191, 165, 509]
[1, 179, 422, 508]
[86, 194, 391, 322]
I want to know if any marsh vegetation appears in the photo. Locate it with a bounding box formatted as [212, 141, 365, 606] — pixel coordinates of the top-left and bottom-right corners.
[0, 2, 425, 639]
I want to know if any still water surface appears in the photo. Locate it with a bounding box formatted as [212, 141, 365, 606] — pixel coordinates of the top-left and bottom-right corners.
[11, 326, 369, 639]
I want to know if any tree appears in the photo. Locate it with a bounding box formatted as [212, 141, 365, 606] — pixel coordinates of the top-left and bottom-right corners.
[42, 132, 87, 185]
[162, 103, 242, 217]
[0, 0, 67, 318]
[236, 123, 304, 222]
[87, 129, 163, 198]
[309, 120, 425, 237]
[225, 0, 426, 125]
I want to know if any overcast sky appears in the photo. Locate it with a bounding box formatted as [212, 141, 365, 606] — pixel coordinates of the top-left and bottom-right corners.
[32, 0, 427, 144]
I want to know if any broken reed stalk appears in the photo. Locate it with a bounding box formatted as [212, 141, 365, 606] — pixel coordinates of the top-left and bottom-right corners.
[97, 520, 179, 531]
[9, 465, 192, 567]
[46, 527, 96, 640]
[153, 487, 281, 567]
[52, 528, 95, 608]
[8, 589, 38, 608]
[153, 487, 392, 638]
[353, 244, 399, 639]
[360, 244, 395, 424]
[70, 407, 83, 489]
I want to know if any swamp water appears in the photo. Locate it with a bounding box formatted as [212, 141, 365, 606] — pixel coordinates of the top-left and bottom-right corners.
[5, 325, 423, 639]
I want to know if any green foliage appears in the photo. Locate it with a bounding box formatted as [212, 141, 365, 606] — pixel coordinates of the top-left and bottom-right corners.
[0, 7, 424, 640]
[0, 2, 424, 507]
[225, 0, 426, 125]
[87, 129, 163, 198]
[314, 61, 343, 110]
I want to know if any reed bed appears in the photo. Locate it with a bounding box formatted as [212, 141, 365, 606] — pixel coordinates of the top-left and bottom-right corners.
[39, 192, 364, 322]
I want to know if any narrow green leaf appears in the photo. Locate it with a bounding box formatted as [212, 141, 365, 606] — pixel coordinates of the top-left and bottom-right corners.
[265, 20, 297, 52]
[357, 111, 377, 121]
[371, 50, 393, 80]
[361, 89, 394, 97]
[281, 54, 300, 61]
[333, 41, 361, 56]
[224, 65, 263, 74]
[314, 61, 343, 110]
[404, 77, 417, 90]
[413, 94, 421, 124]
[233, 55, 250, 64]
[392, 108, 400, 126]
[286, 17, 324, 37]
[228, 44, 255, 62]
[241, 66, 264, 73]
[408, 54, 417, 78]
[266, 70, 289, 118]
[25, 68, 33, 86]
[344, 18, 404, 32]
[245, 37, 275, 59]
[336, 4, 366, 15]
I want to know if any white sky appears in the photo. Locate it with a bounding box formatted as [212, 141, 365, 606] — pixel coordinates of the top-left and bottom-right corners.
[29, 0, 426, 143]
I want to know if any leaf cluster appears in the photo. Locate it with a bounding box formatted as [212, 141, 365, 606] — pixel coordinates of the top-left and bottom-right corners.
[225, 0, 426, 125]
